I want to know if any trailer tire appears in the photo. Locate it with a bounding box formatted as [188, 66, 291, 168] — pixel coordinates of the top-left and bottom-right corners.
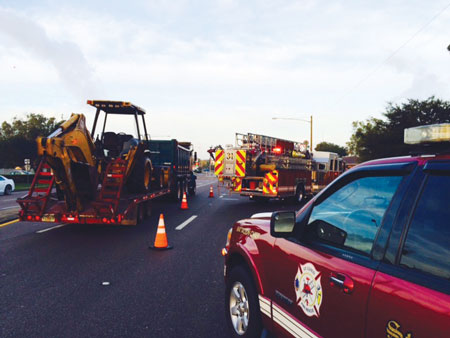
[188, 181, 196, 196]
[137, 202, 151, 224]
[128, 156, 152, 193]
[295, 184, 305, 204]
[178, 180, 186, 200]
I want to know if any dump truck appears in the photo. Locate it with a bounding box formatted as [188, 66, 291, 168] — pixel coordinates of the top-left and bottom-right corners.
[17, 100, 196, 225]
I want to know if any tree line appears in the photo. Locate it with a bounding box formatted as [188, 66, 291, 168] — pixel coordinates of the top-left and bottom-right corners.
[0, 97, 449, 168]
[0, 114, 63, 168]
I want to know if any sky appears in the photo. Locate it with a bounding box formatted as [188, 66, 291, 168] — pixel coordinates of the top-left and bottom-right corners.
[1, 0, 450, 158]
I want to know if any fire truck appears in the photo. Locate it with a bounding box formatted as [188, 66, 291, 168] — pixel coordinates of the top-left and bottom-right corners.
[212, 133, 314, 202]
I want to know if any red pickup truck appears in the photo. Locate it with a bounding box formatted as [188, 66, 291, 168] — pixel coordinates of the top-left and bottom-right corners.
[222, 124, 450, 337]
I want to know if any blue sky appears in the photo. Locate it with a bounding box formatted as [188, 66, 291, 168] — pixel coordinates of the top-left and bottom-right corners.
[1, 0, 450, 157]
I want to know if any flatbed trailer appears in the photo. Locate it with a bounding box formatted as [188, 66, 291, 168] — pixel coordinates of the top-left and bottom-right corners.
[17, 100, 196, 225]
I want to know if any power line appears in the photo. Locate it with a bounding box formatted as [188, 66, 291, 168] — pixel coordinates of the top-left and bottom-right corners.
[334, 1, 450, 104]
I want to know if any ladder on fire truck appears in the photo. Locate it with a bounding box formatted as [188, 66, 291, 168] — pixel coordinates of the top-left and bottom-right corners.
[235, 132, 306, 155]
[17, 158, 55, 220]
[235, 132, 311, 168]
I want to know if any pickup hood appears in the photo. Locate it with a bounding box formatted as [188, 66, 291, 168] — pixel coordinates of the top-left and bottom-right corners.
[250, 212, 273, 220]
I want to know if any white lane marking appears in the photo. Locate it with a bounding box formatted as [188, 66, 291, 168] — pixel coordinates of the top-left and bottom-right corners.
[0, 206, 19, 210]
[2, 198, 19, 202]
[36, 223, 68, 234]
[196, 182, 217, 188]
[175, 215, 198, 230]
[221, 198, 239, 201]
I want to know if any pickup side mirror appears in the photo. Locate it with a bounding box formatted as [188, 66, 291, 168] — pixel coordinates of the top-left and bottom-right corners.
[270, 211, 296, 238]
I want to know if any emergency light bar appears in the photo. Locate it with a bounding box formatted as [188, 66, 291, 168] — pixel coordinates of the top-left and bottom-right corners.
[404, 123, 450, 144]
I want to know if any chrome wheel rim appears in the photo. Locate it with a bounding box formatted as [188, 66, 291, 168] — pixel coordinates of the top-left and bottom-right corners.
[229, 281, 250, 335]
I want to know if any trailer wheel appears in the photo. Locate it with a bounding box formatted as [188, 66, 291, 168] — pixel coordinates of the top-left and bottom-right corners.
[128, 156, 152, 193]
[188, 181, 196, 196]
[137, 202, 151, 224]
[295, 184, 305, 204]
[178, 180, 186, 200]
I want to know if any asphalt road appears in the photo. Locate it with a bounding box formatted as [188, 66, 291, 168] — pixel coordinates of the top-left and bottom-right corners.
[0, 174, 299, 337]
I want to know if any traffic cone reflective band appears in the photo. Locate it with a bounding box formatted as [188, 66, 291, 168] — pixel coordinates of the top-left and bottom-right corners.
[181, 192, 188, 210]
[209, 185, 214, 198]
[149, 214, 173, 250]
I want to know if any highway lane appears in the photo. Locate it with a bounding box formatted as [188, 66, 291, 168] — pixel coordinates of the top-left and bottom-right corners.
[0, 176, 301, 338]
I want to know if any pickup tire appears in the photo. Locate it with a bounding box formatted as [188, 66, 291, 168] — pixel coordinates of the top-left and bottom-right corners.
[225, 265, 263, 338]
[4, 184, 12, 195]
[128, 156, 152, 193]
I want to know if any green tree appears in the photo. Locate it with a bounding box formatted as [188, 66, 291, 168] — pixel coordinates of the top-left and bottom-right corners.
[347, 96, 450, 162]
[0, 114, 63, 168]
[315, 142, 347, 156]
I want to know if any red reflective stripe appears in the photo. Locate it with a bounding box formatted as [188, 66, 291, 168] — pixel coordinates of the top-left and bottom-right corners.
[267, 174, 277, 185]
[216, 150, 224, 159]
[236, 151, 245, 163]
[215, 162, 224, 172]
[236, 161, 245, 176]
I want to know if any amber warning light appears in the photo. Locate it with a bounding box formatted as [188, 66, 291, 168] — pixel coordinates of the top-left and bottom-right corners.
[404, 123, 450, 144]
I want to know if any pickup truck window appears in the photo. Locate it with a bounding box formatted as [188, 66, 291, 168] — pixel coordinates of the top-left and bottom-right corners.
[400, 174, 450, 280]
[308, 176, 403, 255]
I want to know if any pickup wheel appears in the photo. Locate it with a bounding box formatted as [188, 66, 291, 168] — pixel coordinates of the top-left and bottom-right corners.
[4, 184, 12, 195]
[226, 266, 263, 338]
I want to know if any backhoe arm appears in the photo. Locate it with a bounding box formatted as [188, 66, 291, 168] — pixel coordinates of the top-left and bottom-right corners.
[37, 114, 97, 212]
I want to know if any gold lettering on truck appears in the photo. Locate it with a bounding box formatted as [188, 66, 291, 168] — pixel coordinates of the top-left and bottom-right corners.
[386, 320, 412, 338]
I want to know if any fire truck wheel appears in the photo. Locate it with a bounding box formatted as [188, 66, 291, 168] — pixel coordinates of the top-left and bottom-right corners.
[225, 265, 263, 338]
[295, 184, 305, 204]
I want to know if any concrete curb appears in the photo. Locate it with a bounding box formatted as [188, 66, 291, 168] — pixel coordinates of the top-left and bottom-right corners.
[0, 209, 20, 224]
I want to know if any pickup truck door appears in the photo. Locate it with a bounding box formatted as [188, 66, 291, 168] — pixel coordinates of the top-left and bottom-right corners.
[269, 172, 405, 337]
[367, 162, 450, 338]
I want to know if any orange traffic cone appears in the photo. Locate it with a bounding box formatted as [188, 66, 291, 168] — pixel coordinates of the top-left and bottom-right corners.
[181, 192, 188, 210]
[149, 214, 173, 250]
[209, 185, 214, 198]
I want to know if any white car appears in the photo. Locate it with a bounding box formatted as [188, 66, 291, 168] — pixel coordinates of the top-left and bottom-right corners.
[0, 175, 15, 195]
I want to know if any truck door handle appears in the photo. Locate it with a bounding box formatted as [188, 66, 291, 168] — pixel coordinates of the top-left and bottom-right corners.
[330, 273, 354, 294]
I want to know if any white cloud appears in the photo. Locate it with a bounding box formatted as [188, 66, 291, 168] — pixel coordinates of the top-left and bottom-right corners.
[0, 7, 100, 99]
[1, 1, 450, 157]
